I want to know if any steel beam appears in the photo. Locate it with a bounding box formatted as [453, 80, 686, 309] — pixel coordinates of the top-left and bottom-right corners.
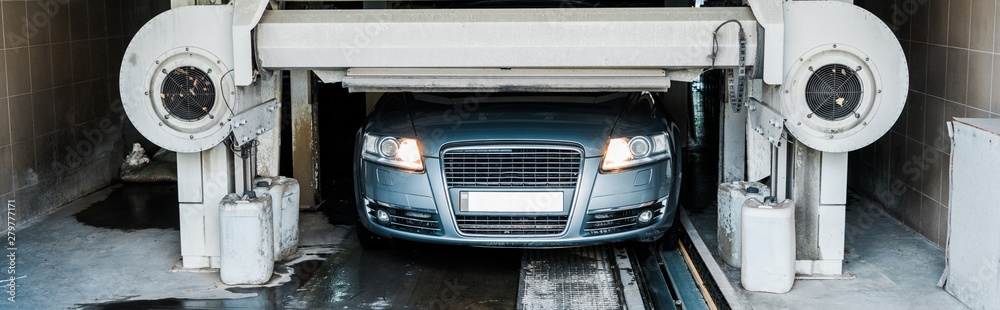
[256, 8, 758, 72]
[342, 68, 673, 92]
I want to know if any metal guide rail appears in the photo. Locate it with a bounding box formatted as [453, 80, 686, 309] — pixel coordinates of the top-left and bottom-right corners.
[631, 241, 716, 310]
[517, 243, 715, 310]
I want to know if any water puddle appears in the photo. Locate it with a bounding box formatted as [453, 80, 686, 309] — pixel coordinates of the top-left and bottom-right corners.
[80, 257, 329, 309]
[74, 183, 180, 231]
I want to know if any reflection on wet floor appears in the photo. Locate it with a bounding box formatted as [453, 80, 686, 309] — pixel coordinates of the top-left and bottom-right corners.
[286, 240, 521, 309]
[89, 238, 522, 309]
[74, 183, 180, 231]
[79, 225, 521, 309]
[85, 258, 329, 309]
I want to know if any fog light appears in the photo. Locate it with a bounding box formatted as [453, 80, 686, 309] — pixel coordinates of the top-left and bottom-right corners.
[637, 210, 654, 224]
[376, 209, 391, 224]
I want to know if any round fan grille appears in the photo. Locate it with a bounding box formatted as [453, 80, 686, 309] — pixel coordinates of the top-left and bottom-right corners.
[160, 66, 216, 121]
[805, 64, 863, 121]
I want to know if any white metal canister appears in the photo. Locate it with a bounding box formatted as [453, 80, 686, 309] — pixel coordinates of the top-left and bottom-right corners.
[220, 193, 274, 285]
[254, 177, 301, 261]
[741, 197, 795, 294]
[717, 182, 769, 268]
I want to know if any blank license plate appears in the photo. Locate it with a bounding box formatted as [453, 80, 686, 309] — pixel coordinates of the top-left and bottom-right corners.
[461, 192, 564, 212]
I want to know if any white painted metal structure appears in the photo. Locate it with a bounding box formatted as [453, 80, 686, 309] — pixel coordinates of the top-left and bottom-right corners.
[254, 7, 758, 88]
[119, 0, 907, 275]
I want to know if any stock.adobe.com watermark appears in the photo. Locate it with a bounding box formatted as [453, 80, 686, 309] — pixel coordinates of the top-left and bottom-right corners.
[4, 200, 17, 303]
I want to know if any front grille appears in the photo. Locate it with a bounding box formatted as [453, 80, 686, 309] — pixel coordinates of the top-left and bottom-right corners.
[456, 215, 569, 235]
[443, 147, 582, 188]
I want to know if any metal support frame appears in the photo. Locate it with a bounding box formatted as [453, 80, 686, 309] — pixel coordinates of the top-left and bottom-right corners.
[771, 137, 790, 201]
[786, 142, 849, 277]
[233, 0, 269, 86]
[752, 84, 848, 276]
[255, 7, 759, 91]
[745, 0, 783, 85]
[176, 144, 235, 269]
[291, 70, 318, 209]
[343, 68, 675, 93]
[720, 72, 746, 183]
[120, 0, 912, 276]
[257, 70, 283, 177]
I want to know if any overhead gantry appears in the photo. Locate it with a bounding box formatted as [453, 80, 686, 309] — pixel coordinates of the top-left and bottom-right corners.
[120, 0, 906, 277]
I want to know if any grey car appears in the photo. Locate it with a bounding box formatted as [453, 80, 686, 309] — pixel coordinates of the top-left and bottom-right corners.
[353, 92, 682, 248]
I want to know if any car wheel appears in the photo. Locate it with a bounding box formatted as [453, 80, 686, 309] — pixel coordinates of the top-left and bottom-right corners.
[659, 212, 682, 251]
[356, 220, 394, 249]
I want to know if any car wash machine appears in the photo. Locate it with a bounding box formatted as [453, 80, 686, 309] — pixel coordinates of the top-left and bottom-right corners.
[120, 0, 906, 278]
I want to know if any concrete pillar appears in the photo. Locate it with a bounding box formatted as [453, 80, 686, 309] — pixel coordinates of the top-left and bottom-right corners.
[257, 71, 283, 177]
[719, 73, 746, 183]
[291, 70, 318, 209]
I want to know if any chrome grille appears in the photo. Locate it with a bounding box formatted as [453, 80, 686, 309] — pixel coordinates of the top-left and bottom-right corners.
[443, 147, 582, 188]
[456, 215, 569, 235]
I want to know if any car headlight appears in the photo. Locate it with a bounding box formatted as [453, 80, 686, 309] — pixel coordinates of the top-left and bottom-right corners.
[601, 132, 670, 172]
[363, 133, 424, 172]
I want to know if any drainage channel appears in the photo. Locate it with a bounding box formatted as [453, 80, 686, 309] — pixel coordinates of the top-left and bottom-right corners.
[631, 241, 716, 310]
[517, 242, 715, 310]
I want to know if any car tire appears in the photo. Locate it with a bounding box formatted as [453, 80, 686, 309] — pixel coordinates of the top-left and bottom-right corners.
[356, 220, 394, 249]
[659, 212, 682, 251]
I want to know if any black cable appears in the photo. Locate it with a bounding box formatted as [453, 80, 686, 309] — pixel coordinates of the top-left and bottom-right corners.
[219, 69, 237, 117]
[710, 19, 745, 71]
[230, 138, 259, 159]
[711, 19, 748, 112]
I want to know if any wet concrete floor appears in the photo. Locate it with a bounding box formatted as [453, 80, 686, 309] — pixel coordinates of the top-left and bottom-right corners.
[285, 241, 521, 309]
[86, 258, 328, 309]
[84, 237, 522, 309]
[74, 182, 180, 231]
[73, 182, 522, 309]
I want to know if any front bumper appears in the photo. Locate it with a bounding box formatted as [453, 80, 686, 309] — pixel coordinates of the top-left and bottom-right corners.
[357, 157, 677, 247]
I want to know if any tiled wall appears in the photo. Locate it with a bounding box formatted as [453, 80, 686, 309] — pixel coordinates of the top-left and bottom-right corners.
[850, 0, 1000, 248]
[0, 0, 168, 224]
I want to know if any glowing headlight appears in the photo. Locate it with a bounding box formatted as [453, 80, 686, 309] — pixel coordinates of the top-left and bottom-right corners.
[603, 138, 632, 170]
[397, 139, 422, 165]
[363, 133, 424, 172]
[601, 132, 671, 172]
[379, 137, 399, 158]
[629, 136, 651, 158]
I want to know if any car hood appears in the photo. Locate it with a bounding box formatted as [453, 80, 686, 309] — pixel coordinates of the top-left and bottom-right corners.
[408, 93, 628, 157]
